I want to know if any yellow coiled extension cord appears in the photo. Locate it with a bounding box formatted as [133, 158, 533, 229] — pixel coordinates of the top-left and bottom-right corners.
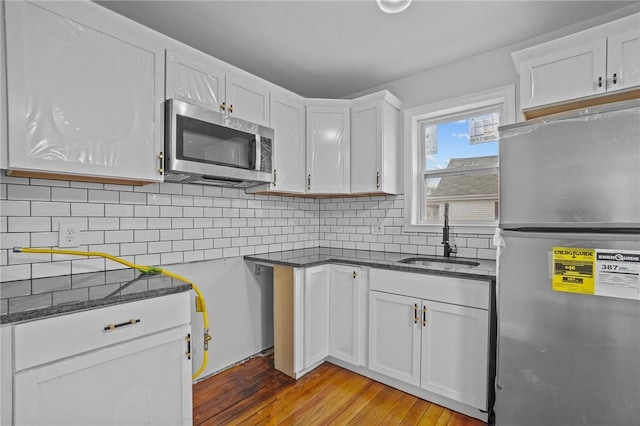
[14, 247, 211, 380]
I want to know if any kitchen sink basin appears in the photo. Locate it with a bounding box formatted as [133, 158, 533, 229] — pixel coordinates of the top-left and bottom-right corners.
[398, 257, 479, 269]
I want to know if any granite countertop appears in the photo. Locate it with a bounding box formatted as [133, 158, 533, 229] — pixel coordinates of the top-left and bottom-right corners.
[1, 268, 192, 324]
[244, 247, 496, 281]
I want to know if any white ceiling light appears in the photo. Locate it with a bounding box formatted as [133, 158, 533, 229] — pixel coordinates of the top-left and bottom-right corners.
[376, 0, 413, 14]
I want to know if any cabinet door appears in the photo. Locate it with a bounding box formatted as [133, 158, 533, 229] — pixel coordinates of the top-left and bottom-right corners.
[0, 3, 6, 170]
[306, 105, 350, 194]
[303, 265, 330, 369]
[520, 38, 607, 110]
[225, 71, 270, 127]
[420, 300, 489, 410]
[1, 325, 11, 426]
[269, 90, 306, 193]
[14, 325, 192, 426]
[368, 291, 421, 386]
[607, 28, 640, 92]
[166, 49, 226, 111]
[351, 99, 381, 193]
[329, 265, 360, 364]
[5, 1, 164, 182]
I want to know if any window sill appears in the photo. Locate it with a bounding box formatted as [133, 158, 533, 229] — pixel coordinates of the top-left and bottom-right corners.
[403, 223, 498, 236]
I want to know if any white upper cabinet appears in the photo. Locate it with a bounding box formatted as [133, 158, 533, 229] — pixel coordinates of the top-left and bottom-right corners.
[519, 39, 608, 109]
[225, 72, 270, 127]
[5, 0, 165, 183]
[247, 88, 306, 194]
[607, 28, 640, 92]
[166, 48, 270, 127]
[513, 13, 640, 116]
[351, 91, 402, 195]
[305, 99, 351, 194]
[166, 49, 226, 112]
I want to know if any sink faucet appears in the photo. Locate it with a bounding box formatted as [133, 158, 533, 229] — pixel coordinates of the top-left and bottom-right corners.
[441, 203, 457, 258]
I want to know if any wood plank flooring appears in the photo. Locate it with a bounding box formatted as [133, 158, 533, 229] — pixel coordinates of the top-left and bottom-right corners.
[193, 353, 487, 425]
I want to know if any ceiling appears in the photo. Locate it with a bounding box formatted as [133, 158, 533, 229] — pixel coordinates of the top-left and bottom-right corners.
[96, 1, 636, 99]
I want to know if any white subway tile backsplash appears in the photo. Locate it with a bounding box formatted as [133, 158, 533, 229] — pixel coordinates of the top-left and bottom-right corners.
[135, 254, 161, 266]
[161, 252, 183, 265]
[81, 231, 104, 246]
[184, 250, 205, 263]
[183, 185, 204, 196]
[121, 242, 147, 256]
[51, 187, 87, 202]
[7, 184, 50, 201]
[105, 204, 134, 217]
[148, 218, 172, 229]
[2, 179, 498, 284]
[148, 241, 172, 254]
[2, 200, 30, 216]
[89, 217, 120, 231]
[32, 202, 70, 217]
[30, 232, 57, 247]
[134, 230, 160, 242]
[146, 193, 171, 205]
[32, 261, 71, 279]
[104, 230, 134, 244]
[134, 205, 160, 217]
[71, 258, 106, 274]
[88, 190, 119, 204]
[8, 217, 50, 233]
[172, 195, 194, 207]
[0, 264, 31, 281]
[120, 218, 147, 230]
[71, 203, 104, 217]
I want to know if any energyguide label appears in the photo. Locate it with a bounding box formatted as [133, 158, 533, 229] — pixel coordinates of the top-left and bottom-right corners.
[552, 247, 640, 300]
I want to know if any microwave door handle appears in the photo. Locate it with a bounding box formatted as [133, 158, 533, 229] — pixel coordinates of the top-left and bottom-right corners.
[255, 135, 261, 171]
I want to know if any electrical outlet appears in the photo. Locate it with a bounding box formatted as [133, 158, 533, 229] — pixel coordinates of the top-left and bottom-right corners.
[371, 220, 384, 235]
[58, 223, 81, 248]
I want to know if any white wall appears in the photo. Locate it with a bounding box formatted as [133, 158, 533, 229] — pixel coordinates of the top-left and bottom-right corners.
[349, 4, 640, 113]
[167, 257, 273, 379]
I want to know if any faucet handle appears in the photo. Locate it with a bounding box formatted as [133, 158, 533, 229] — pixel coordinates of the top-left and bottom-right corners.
[450, 244, 458, 254]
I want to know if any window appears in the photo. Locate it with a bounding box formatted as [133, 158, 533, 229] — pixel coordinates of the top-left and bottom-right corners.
[404, 86, 515, 233]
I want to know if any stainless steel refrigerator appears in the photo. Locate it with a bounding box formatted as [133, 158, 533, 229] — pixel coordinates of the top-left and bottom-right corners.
[495, 100, 640, 426]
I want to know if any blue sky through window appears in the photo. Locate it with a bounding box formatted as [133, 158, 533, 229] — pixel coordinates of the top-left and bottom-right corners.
[424, 117, 498, 171]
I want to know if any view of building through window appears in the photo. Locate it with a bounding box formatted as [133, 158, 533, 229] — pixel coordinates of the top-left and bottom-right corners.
[421, 111, 500, 224]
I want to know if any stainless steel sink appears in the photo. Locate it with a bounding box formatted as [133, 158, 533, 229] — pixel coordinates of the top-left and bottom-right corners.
[398, 257, 479, 269]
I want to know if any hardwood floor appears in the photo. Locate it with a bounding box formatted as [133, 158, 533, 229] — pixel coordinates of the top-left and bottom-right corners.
[193, 353, 487, 425]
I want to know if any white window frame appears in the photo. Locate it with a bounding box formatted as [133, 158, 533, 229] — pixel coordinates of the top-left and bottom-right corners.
[403, 85, 516, 234]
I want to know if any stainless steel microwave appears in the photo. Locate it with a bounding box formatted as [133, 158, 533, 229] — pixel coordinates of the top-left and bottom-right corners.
[164, 99, 274, 187]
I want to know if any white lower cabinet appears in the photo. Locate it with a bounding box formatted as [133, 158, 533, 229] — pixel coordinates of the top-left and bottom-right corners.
[1, 325, 12, 426]
[368, 291, 421, 385]
[274, 264, 362, 378]
[420, 300, 489, 409]
[329, 265, 361, 365]
[274, 263, 491, 418]
[10, 293, 192, 426]
[368, 269, 490, 412]
[302, 265, 330, 369]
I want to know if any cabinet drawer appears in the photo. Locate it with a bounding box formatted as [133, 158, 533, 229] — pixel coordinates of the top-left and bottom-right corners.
[14, 292, 190, 371]
[370, 269, 489, 310]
